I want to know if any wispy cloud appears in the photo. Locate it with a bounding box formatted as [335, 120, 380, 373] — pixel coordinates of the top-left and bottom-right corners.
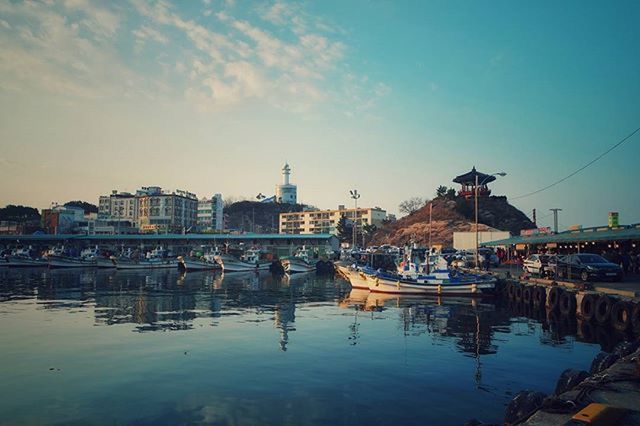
[0, 0, 388, 114]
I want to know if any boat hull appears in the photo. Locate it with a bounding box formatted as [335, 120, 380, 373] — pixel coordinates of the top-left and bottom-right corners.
[113, 258, 178, 269]
[47, 255, 97, 268]
[178, 257, 221, 271]
[367, 274, 496, 296]
[282, 258, 316, 274]
[96, 257, 117, 268]
[215, 255, 270, 272]
[5, 257, 48, 267]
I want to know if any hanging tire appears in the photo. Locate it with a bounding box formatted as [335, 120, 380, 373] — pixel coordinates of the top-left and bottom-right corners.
[548, 287, 562, 311]
[611, 301, 632, 332]
[507, 282, 516, 300]
[559, 291, 577, 316]
[580, 294, 597, 322]
[595, 295, 613, 325]
[632, 303, 640, 335]
[533, 286, 546, 307]
[522, 286, 533, 305]
[515, 284, 523, 302]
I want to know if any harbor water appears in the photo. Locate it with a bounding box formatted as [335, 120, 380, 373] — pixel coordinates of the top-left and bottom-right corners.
[0, 268, 625, 425]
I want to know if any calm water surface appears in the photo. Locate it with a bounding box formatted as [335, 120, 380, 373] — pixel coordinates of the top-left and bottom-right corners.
[0, 268, 622, 425]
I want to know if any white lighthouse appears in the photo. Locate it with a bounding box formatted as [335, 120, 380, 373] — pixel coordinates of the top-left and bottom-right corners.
[275, 163, 297, 204]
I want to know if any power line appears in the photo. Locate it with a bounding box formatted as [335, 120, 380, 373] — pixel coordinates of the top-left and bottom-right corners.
[511, 125, 640, 200]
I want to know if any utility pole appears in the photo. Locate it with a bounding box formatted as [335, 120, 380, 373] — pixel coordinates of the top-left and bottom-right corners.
[532, 208, 537, 226]
[550, 208, 562, 234]
[349, 189, 360, 249]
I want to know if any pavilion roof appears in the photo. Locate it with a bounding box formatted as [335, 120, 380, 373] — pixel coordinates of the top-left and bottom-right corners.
[453, 167, 496, 185]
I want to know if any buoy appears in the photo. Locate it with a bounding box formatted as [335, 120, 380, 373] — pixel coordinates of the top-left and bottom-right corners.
[595, 295, 613, 325]
[610, 301, 631, 332]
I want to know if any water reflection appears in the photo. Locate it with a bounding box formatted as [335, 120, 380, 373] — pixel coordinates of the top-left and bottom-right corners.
[0, 267, 636, 425]
[0, 267, 633, 353]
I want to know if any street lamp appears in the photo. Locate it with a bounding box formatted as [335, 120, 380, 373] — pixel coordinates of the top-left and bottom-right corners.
[253, 193, 266, 233]
[349, 189, 360, 249]
[475, 172, 507, 269]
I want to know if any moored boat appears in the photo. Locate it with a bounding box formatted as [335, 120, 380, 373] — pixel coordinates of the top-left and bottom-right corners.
[281, 246, 317, 273]
[214, 248, 271, 272]
[5, 247, 48, 267]
[178, 252, 221, 271]
[47, 246, 99, 268]
[112, 246, 177, 269]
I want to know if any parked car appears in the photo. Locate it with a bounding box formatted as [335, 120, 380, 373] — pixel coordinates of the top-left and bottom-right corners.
[546, 253, 622, 282]
[523, 254, 551, 276]
[454, 248, 500, 268]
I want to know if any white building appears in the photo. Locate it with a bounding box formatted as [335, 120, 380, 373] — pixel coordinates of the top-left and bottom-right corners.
[98, 186, 198, 233]
[275, 163, 297, 204]
[453, 231, 511, 250]
[280, 206, 388, 235]
[197, 194, 224, 231]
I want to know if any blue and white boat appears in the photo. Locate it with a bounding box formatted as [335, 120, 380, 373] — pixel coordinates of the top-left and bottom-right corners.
[364, 253, 496, 296]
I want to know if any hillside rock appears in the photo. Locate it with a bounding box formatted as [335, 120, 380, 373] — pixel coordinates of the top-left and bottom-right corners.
[371, 196, 535, 247]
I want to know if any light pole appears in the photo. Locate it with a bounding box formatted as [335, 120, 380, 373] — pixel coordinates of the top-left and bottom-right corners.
[349, 189, 360, 249]
[253, 193, 265, 233]
[475, 172, 506, 269]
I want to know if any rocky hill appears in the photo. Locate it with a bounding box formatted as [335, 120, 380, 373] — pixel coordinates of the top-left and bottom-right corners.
[371, 195, 535, 247]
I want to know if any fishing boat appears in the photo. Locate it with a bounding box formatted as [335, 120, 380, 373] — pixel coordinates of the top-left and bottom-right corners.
[178, 247, 222, 272]
[364, 255, 495, 295]
[5, 246, 48, 267]
[281, 246, 317, 273]
[338, 263, 379, 290]
[47, 246, 100, 268]
[111, 246, 177, 270]
[214, 248, 271, 272]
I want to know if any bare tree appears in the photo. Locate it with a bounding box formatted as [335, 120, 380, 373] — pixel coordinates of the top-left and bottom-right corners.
[399, 197, 426, 215]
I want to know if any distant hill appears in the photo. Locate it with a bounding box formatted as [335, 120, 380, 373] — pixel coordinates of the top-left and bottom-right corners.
[224, 201, 306, 233]
[371, 195, 535, 247]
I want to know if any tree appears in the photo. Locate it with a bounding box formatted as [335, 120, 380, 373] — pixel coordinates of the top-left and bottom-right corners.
[0, 205, 41, 222]
[435, 186, 448, 198]
[336, 214, 353, 243]
[361, 223, 378, 246]
[64, 201, 98, 214]
[445, 188, 457, 199]
[398, 197, 425, 215]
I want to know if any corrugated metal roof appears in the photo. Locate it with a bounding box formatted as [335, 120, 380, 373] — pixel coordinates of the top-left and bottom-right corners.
[0, 233, 337, 242]
[482, 224, 640, 246]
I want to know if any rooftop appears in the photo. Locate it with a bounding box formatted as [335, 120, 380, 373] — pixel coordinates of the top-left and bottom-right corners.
[482, 223, 640, 246]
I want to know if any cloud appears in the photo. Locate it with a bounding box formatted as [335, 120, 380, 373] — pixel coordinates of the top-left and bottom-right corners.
[0, 0, 388, 115]
[132, 25, 169, 45]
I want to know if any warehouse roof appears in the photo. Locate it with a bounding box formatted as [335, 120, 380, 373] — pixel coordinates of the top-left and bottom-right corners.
[482, 224, 640, 246]
[0, 233, 337, 242]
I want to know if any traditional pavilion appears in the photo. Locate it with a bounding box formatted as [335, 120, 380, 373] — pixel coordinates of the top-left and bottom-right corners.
[453, 167, 496, 198]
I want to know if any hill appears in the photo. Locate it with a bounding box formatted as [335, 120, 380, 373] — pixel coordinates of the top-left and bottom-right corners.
[224, 201, 305, 233]
[370, 195, 535, 247]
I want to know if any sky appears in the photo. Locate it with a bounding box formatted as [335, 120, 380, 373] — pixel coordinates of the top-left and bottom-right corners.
[0, 0, 639, 230]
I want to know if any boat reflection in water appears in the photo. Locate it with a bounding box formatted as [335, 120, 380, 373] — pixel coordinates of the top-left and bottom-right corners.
[0, 267, 636, 425]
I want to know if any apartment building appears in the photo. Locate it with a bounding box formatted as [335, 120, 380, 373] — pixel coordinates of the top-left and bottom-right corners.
[279, 205, 388, 235]
[197, 194, 224, 231]
[98, 186, 198, 233]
